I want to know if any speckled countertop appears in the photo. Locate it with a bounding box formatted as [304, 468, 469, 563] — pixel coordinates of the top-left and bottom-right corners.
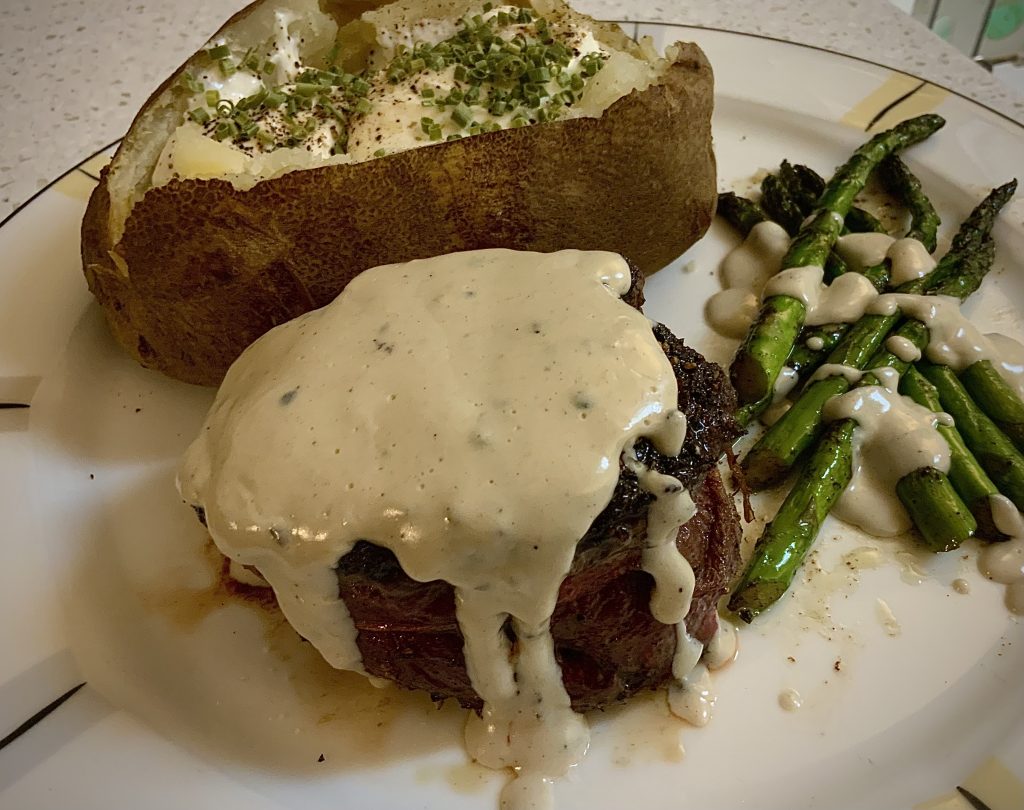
[1, 0, 1022, 220]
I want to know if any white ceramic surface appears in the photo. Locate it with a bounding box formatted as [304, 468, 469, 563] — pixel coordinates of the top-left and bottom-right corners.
[1, 26, 1022, 810]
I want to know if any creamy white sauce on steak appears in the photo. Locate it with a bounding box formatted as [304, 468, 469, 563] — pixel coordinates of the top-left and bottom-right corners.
[178, 248, 699, 806]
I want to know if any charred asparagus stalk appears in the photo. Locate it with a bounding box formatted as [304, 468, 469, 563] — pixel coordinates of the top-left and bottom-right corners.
[717, 192, 768, 236]
[728, 420, 855, 622]
[787, 324, 849, 379]
[878, 155, 940, 252]
[759, 173, 804, 236]
[731, 114, 946, 405]
[900, 366, 1001, 536]
[959, 360, 1024, 453]
[780, 161, 887, 234]
[918, 360, 1024, 511]
[895, 466, 977, 551]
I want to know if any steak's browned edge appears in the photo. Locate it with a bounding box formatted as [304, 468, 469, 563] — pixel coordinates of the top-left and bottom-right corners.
[335, 298, 743, 711]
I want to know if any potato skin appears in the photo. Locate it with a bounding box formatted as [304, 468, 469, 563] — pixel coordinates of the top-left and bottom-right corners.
[82, 42, 715, 386]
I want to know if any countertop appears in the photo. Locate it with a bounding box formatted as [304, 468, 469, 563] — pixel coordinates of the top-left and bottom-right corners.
[2, 0, 1022, 221]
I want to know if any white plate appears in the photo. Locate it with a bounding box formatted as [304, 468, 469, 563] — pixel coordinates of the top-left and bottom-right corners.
[2, 24, 1023, 810]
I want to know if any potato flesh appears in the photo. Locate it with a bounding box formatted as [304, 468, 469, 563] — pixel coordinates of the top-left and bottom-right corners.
[151, 2, 666, 188]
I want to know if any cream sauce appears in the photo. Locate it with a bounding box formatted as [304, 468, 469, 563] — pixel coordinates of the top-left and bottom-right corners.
[876, 598, 902, 637]
[762, 265, 879, 327]
[835, 232, 894, 271]
[704, 289, 759, 339]
[823, 384, 951, 536]
[987, 333, 1024, 400]
[667, 663, 715, 727]
[706, 221, 789, 339]
[778, 688, 802, 711]
[773, 366, 799, 400]
[808, 364, 900, 392]
[981, 495, 1024, 615]
[178, 248, 696, 798]
[885, 335, 922, 363]
[835, 234, 934, 285]
[628, 462, 696, 621]
[721, 221, 790, 289]
[703, 619, 739, 670]
[887, 238, 937, 285]
[868, 294, 1024, 399]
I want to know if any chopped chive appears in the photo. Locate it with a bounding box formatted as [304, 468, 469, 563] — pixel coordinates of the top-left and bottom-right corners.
[204, 89, 220, 107]
[207, 44, 231, 60]
[373, 148, 387, 157]
[527, 66, 550, 82]
[354, 97, 372, 115]
[188, 107, 211, 124]
[451, 102, 473, 128]
[219, 58, 236, 77]
[178, 72, 203, 94]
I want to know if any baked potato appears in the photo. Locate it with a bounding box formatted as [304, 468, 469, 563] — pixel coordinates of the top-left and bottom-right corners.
[82, 0, 716, 385]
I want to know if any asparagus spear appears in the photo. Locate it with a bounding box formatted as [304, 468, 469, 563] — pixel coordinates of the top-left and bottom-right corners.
[760, 174, 804, 236]
[781, 161, 887, 234]
[900, 366, 1001, 536]
[785, 161, 827, 211]
[731, 114, 946, 405]
[896, 467, 977, 551]
[728, 420, 855, 622]
[717, 192, 768, 236]
[959, 360, 1024, 453]
[787, 324, 849, 379]
[844, 206, 887, 235]
[878, 154, 940, 252]
[940, 180, 1016, 260]
[918, 360, 1024, 510]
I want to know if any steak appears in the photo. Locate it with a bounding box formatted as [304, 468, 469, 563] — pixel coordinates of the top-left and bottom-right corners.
[335, 273, 744, 711]
[200, 267, 745, 711]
